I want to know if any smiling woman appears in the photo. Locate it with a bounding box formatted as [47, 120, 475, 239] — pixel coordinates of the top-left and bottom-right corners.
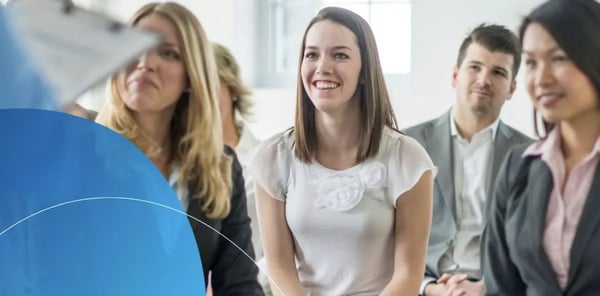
[482, 0, 600, 295]
[96, 2, 263, 295]
[300, 19, 362, 115]
[249, 6, 436, 296]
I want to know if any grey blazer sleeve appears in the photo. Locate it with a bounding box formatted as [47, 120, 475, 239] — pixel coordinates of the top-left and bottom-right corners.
[482, 148, 527, 295]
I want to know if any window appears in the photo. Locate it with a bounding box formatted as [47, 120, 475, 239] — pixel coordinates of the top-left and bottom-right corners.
[256, 0, 411, 87]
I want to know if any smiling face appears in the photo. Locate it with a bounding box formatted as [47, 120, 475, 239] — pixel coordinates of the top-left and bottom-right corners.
[117, 13, 187, 116]
[300, 19, 362, 114]
[522, 22, 598, 124]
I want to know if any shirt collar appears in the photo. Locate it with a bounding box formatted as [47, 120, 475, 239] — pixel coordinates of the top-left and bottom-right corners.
[168, 164, 191, 210]
[523, 126, 560, 157]
[168, 167, 179, 187]
[524, 126, 600, 158]
[450, 109, 500, 141]
[594, 135, 600, 155]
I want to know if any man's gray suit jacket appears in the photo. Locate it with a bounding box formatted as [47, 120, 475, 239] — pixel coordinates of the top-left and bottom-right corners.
[404, 110, 533, 284]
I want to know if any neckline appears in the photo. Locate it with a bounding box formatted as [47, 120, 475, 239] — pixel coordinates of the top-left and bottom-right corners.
[312, 158, 364, 174]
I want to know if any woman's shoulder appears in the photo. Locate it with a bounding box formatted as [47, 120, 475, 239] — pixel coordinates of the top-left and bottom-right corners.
[379, 126, 436, 176]
[262, 128, 294, 148]
[253, 128, 295, 160]
[381, 126, 428, 157]
[248, 128, 295, 169]
[247, 128, 295, 202]
[378, 127, 437, 204]
[236, 125, 261, 156]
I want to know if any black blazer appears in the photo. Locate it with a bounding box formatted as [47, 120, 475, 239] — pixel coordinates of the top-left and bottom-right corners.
[482, 144, 600, 296]
[186, 146, 263, 295]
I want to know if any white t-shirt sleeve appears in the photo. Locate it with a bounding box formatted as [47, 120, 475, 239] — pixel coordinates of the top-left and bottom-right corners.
[247, 131, 292, 202]
[387, 135, 437, 206]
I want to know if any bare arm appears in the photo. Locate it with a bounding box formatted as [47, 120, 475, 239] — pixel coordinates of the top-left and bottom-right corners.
[380, 170, 434, 296]
[255, 184, 306, 296]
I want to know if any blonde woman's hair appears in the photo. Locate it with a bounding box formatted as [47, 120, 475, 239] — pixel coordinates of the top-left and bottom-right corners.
[212, 42, 253, 136]
[96, 2, 231, 218]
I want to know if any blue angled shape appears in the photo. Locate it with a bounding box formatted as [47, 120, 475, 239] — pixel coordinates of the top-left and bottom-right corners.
[0, 109, 205, 296]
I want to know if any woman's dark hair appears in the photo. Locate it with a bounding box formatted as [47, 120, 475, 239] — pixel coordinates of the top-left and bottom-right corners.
[519, 0, 600, 137]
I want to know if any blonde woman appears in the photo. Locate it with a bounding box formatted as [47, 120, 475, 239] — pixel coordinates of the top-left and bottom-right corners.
[96, 2, 262, 295]
[213, 42, 270, 294]
[213, 42, 259, 160]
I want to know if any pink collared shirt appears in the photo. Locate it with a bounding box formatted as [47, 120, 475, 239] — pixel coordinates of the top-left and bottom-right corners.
[523, 127, 600, 289]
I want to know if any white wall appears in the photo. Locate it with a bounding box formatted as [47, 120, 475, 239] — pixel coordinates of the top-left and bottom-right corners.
[78, 0, 546, 140]
[249, 0, 545, 139]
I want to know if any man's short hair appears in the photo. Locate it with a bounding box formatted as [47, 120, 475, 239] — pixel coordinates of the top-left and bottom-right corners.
[456, 23, 521, 78]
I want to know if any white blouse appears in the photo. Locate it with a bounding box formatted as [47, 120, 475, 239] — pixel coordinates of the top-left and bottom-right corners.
[248, 127, 436, 295]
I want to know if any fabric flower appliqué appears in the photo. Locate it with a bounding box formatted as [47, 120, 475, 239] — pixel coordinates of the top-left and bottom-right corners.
[314, 161, 387, 212]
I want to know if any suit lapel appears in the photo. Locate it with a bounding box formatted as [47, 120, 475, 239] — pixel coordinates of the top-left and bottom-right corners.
[567, 164, 600, 288]
[490, 123, 513, 192]
[428, 111, 456, 221]
[483, 122, 514, 221]
[526, 158, 561, 289]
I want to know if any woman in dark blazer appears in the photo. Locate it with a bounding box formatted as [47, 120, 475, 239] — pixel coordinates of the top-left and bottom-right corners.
[96, 2, 263, 295]
[482, 0, 600, 295]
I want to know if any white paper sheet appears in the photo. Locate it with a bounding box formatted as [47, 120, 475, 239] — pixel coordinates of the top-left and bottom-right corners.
[8, 0, 161, 106]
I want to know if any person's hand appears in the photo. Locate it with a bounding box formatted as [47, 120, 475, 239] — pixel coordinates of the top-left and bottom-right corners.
[444, 279, 483, 296]
[424, 274, 483, 296]
[424, 282, 448, 296]
[437, 273, 468, 285]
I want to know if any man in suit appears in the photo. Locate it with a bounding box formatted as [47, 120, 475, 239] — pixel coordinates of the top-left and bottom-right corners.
[405, 24, 532, 296]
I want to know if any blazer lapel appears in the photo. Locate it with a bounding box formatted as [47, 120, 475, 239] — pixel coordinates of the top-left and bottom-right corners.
[428, 111, 456, 221]
[567, 164, 600, 288]
[490, 123, 513, 190]
[527, 158, 562, 290]
[483, 122, 514, 221]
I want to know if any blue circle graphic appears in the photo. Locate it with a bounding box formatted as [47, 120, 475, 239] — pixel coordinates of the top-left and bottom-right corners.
[0, 109, 205, 296]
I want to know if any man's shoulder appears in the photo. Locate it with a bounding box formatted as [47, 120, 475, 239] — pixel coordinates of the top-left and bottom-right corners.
[404, 117, 442, 135]
[404, 120, 433, 135]
[499, 123, 535, 144]
[403, 114, 447, 142]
